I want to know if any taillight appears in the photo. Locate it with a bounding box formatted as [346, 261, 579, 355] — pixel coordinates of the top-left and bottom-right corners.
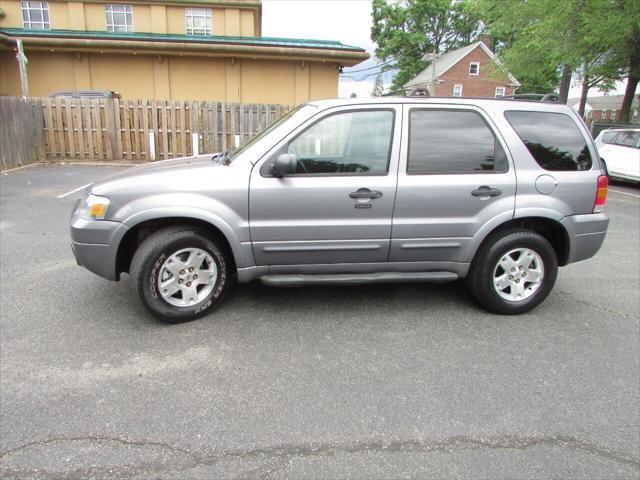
[593, 175, 608, 213]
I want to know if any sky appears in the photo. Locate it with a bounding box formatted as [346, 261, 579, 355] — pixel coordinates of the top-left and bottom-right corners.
[262, 0, 628, 100]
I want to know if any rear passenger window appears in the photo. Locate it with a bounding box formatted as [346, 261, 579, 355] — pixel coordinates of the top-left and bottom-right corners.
[408, 110, 508, 174]
[505, 111, 592, 171]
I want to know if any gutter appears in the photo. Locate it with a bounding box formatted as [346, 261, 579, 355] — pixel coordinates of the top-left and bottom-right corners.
[7, 35, 369, 65]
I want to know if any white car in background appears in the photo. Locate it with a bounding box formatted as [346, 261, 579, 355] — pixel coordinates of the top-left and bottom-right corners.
[594, 128, 640, 183]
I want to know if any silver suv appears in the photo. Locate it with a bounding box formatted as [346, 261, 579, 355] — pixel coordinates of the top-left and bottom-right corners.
[70, 97, 610, 323]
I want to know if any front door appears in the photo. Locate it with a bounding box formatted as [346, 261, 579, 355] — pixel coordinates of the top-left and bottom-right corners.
[250, 105, 401, 267]
[390, 105, 516, 264]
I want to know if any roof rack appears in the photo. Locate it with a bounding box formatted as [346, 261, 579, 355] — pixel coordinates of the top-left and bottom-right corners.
[501, 93, 560, 103]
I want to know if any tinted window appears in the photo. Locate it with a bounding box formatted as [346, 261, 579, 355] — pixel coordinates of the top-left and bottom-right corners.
[276, 110, 394, 175]
[613, 131, 640, 148]
[505, 111, 592, 171]
[408, 110, 508, 174]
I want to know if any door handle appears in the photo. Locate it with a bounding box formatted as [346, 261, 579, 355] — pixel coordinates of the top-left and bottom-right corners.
[471, 186, 502, 197]
[349, 188, 383, 199]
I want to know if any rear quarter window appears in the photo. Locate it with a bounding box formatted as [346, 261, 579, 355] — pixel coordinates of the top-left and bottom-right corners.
[601, 130, 618, 144]
[505, 111, 592, 171]
[613, 131, 640, 148]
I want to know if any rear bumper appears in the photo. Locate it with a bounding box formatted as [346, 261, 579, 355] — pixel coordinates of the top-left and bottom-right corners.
[70, 199, 129, 280]
[561, 213, 609, 264]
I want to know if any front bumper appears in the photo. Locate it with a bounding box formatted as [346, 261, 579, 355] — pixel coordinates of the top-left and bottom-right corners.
[561, 212, 609, 264]
[70, 199, 129, 280]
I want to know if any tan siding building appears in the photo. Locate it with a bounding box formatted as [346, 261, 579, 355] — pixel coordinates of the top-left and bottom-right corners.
[0, 0, 368, 103]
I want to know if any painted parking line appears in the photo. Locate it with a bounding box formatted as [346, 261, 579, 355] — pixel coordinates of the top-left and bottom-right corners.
[56, 182, 93, 199]
[609, 189, 640, 199]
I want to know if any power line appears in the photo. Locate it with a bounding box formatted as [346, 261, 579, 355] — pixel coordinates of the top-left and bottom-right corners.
[342, 44, 426, 75]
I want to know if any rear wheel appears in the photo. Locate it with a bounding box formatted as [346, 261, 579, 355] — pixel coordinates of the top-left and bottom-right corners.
[130, 226, 230, 323]
[467, 230, 558, 315]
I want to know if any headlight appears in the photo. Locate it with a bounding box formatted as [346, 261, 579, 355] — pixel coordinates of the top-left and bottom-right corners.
[80, 193, 111, 220]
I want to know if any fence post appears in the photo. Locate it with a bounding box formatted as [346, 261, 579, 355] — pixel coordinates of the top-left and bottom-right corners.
[106, 99, 117, 160]
[149, 131, 156, 160]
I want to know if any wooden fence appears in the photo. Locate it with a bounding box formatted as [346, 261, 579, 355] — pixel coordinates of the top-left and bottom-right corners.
[0, 96, 291, 170]
[0, 97, 44, 170]
[40, 98, 292, 162]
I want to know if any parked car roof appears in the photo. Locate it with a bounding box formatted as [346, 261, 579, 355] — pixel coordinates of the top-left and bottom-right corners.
[49, 90, 121, 99]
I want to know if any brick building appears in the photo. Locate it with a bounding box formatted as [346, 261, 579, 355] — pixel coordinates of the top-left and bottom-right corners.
[568, 95, 640, 125]
[404, 40, 520, 98]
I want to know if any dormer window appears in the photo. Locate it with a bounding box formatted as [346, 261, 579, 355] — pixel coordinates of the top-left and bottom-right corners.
[185, 8, 212, 35]
[469, 62, 480, 75]
[21, 1, 50, 30]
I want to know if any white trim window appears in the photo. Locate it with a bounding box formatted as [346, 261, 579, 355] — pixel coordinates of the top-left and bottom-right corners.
[495, 87, 506, 97]
[469, 62, 480, 75]
[453, 84, 463, 97]
[185, 8, 212, 35]
[21, 1, 50, 30]
[105, 4, 133, 33]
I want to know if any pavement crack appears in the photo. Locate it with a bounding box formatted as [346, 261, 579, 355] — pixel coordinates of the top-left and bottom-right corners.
[2, 433, 638, 478]
[0, 434, 198, 461]
[555, 289, 640, 320]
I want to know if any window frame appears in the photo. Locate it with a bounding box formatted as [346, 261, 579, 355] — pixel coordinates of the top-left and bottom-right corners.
[260, 108, 397, 178]
[105, 4, 133, 33]
[469, 62, 480, 76]
[452, 84, 463, 97]
[21, 1, 50, 30]
[495, 87, 506, 98]
[406, 107, 510, 176]
[185, 7, 212, 35]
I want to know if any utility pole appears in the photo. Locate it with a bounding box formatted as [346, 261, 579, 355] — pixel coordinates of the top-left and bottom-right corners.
[431, 46, 437, 96]
[16, 39, 29, 98]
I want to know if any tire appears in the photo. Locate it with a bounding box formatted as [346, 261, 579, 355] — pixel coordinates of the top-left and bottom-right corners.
[130, 226, 230, 323]
[467, 229, 558, 315]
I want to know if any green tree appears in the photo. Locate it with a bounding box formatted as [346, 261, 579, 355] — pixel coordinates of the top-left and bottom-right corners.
[472, 0, 582, 101]
[473, 0, 634, 109]
[592, 0, 640, 122]
[371, 0, 481, 93]
[371, 73, 385, 96]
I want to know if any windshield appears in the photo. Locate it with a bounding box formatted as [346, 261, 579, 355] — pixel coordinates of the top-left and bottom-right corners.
[226, 104, 308, 163]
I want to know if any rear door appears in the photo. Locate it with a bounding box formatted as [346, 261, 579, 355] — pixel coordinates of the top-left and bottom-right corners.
[390, 104, 516, 264]
[250, 105, 402, 266]
[606, 131, 640, 179]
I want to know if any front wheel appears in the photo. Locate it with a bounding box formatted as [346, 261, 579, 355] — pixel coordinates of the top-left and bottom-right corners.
[130, 226, 230, 323]
[467, 230, 558, 315]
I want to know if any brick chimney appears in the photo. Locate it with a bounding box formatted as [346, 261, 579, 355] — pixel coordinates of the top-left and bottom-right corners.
[479, 34, 493, 52]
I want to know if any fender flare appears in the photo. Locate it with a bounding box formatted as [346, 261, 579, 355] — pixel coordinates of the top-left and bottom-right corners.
[121, 207, 250, 269]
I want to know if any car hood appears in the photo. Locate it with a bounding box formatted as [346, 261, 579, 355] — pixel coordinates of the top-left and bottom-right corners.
[88, 154, 251, 223]
[92, 155, 223, 190]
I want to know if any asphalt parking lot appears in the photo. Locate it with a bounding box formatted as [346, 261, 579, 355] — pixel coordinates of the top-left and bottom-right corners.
[1, 164, 639, 479]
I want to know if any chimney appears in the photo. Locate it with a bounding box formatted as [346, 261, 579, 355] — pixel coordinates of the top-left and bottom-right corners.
[479, 34, 493, 52]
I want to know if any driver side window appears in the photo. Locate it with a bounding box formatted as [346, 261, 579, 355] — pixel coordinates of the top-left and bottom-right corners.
[266, 109, 394, 176]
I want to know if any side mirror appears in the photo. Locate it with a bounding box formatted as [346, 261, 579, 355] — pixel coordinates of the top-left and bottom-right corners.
[271, 153, 296, 178]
